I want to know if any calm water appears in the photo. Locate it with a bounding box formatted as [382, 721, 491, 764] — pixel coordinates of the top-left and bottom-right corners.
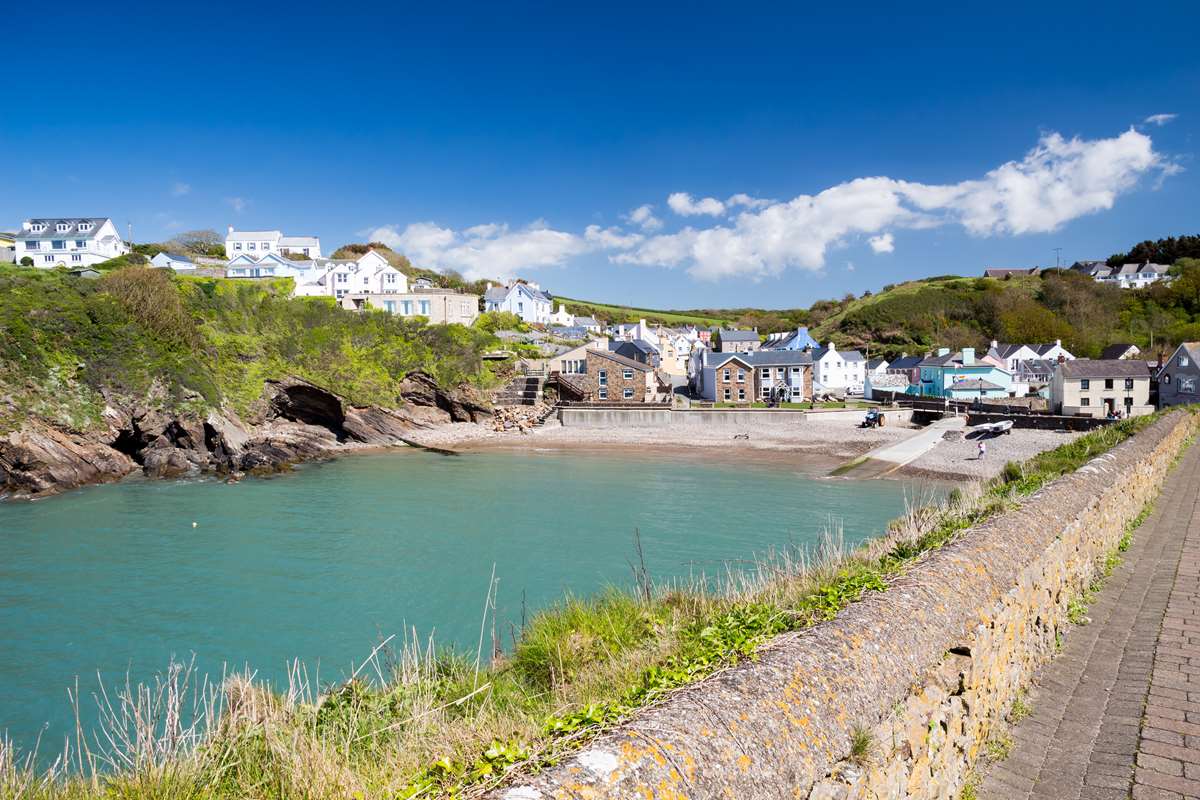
[0, 448, 922, 755]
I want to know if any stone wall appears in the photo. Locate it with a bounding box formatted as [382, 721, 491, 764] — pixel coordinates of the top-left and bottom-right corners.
[556, 406, 912, 428]
[495, 410, 1199, 800]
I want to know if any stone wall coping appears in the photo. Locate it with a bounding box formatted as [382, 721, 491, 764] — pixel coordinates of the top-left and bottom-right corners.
[495, 410, 1197, 800]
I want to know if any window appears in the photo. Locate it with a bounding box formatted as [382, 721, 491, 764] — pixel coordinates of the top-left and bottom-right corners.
[1181, 354, 1190, 367]
[723, 388, 731, 401]
[335, 289, 345, 299]
[43, 255, 54, 263]
[737, 369, 745, 383]
[234, 242, 242, 250]
[383, 301, 395, 313]
[419, 300, 431, 315]
[1081, 397, 1090, 406]
[336, 272, 347, 282]
[56, 223, 69, 232]
[261, 242, 271, 250]
[1104, 378, 1114, 390]
[51, 240, 65, 250]
[761, 368, 770, 379]
[74, 240, 86, 248]
[1124, 378, 1134, 391]
[78, 223, 92, 232]
[738, 388, 745, 401]
[777, 368, 785, 378]
[248, 242, 256, 251]
[71, 254, 81, 262]
[791, 366, 801, 374]
[723, 368, 730, 381]
[761, 386, 771, 398]
[401, 300, 413, 315]
[598, 369, 608, 386]
[30, 224, 46, 233]
[598, 388, 608, 400]
[1163, 374, 1172, 385]
[25, 241, 40, 250]
[623, 369, 633, 379]
[385, 273, 395, 284]
[1080, 379, 1090, 390]
[303, 248, 310, 256]
[622, 388, 634, 399]
[1180, 377, 1197, 394]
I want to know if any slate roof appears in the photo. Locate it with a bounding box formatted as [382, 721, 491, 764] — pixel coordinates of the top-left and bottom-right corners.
[718, 328, 760, 342]
[575, 316, 601, 327]
[484, 286, 508, 302]
[867, 358, 888, 370]
[951, 379, 1005, 391]
[280, 235, 320, 247]
[983, 267, 1039, 278]
[612, 339, 658, 356]
[157, 252, 193, 264]
[1100, 343, 1140, 360]
[1059, 359, 1151, 379]
[587, 348, 652, 372]
[813, 346, 864, 362]
[703, 350, 754, 369]
[745, 350, 813, 366]
[15, 218, 113, 240]
[226, 229, 282, 241]
[887, 355, 923, 370]
[989, 342, 1066, 359]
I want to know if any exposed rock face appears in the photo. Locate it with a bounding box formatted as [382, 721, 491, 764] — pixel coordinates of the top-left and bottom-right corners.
[0, 371, 493, 499]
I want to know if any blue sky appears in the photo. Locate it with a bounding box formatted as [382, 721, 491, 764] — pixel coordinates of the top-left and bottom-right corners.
[4, 0, 1198, 309]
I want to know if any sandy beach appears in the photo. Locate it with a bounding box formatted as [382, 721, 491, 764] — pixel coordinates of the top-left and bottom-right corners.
[406, 412, 1084, 482]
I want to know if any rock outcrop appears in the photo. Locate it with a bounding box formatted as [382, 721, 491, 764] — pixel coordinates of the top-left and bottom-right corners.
[0, 372, 494, 499]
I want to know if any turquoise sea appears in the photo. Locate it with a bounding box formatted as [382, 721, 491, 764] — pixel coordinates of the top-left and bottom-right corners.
[0, 448, 925, 757]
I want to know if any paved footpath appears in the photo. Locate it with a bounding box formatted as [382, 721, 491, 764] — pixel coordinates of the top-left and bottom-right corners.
[980, 438, 1200, 800]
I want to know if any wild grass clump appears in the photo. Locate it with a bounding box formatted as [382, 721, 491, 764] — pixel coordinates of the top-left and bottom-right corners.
[2, 410, 1191, 799]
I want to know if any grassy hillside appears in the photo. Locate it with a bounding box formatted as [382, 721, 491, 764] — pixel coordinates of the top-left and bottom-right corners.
[808, 265, 1200, 358]
[556, 296, 734, 327]
[0, 266, 502, 433]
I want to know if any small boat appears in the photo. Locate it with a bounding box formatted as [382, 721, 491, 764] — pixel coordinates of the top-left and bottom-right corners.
[976, 419, 1014, 435]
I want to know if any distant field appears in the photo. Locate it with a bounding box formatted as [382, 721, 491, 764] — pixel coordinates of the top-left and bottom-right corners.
[556, 296, 733, 327]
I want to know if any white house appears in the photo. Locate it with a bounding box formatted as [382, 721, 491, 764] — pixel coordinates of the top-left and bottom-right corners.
[483, 281, 554, 325]
[150, 252, 196, 271]
[983, 340, 1074, 372]
[224, 226, 322, 259]
[294, 250, 406, 300]
[548, 304, 576, 327]
[225, 252, 308, 279]
[812, 342, 866, 394]
[14, 218, 128, 268]
[1070, 260, 1172, 289]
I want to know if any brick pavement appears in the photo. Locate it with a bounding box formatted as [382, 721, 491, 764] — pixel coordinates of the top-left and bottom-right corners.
[981, 438, 1199, 800]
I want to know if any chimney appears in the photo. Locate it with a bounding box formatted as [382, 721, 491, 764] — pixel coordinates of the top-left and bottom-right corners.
[962, 347, 975, 365]
[937, 347, 950, 357]
[227, 225, 234, 235]
[901, 351, 908, 358]
[21, 220, 31, 231]
[827, 341, 835, 351]
[1054, 339, 1062, 347]
[990, 339, 998, 350]
[486, 282, 493, 290]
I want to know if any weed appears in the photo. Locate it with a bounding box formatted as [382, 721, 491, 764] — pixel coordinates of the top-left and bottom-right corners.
[848, 724, 875, 766]
[1008, 692, 1032, 724]
[1067, 597, 1090, 625]
[985, 732, 1013, 761]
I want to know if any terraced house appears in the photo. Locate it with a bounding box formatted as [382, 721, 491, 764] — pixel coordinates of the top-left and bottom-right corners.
[562, 349, 664, 403]
[1156, 343, 1200, 409]
[13, 217, 128, 267]
[695, 351, 754, 403]
[1050, 359, 1153, 417]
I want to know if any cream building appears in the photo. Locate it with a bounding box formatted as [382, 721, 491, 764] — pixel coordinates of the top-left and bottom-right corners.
[1050, 359, 1153, 418]
[341, 290, 480, 326]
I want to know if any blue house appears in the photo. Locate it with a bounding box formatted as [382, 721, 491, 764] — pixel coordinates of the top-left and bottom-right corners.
[914, 347, 1013, 399]
[762, 326, 820, 351]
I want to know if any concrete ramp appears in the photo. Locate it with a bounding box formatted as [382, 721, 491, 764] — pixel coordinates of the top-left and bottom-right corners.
[832, 416, 965, 478]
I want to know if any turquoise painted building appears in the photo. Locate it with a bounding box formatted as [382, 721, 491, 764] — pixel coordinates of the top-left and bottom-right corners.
[913, 347, 1014, 399]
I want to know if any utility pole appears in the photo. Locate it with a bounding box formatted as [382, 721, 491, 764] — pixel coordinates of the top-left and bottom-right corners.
[1053, 247, 1063, 268]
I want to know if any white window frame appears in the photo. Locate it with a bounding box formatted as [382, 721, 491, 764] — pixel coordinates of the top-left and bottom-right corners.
[598, 387, 608, 400]
[623, 368, 633, 380]
[598, 369, 607, 386]
[622, 388, 634, 400]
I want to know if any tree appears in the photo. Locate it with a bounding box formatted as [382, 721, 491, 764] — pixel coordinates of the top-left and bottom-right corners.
[19, 256, 33, 266]
[167, 229, 225, 257]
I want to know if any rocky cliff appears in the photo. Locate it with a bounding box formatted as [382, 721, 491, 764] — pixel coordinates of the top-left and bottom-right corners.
[0, 372, 491, 500]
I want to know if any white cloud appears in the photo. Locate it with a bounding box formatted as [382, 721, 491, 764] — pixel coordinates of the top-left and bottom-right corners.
[846, 261, 856, 272]
[365, 221, 588, 280]
[225, 196, 247, 213]
[618, 129, 1171, 280]
[1144, 113, 1177, 127]
[727, 193, 771, 210]
[170, 182, 191, 197]
[626, 204, 663, 231]
[868, 233, 895, 253]
[667, 192, 726, 217]
[584, 224, 642, 250]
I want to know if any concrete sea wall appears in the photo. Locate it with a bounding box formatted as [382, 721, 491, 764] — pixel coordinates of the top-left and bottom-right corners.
[497, 410, 1198, 800]
[556, 406, 912, 428]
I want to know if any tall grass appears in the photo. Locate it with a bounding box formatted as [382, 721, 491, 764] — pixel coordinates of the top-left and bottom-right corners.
[1, 411, 1189, 799]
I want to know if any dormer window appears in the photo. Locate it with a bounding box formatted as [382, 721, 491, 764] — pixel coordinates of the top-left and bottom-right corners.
[56, 223, 70, 232]
[30, 223, 46, 233]
[78, 223, 92, 232]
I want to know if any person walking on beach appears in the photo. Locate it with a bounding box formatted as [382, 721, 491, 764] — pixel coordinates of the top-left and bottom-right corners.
[977, 440, 987, 460]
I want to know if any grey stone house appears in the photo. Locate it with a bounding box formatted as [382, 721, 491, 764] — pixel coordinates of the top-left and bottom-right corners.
[1156, 343, 1200, 409]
